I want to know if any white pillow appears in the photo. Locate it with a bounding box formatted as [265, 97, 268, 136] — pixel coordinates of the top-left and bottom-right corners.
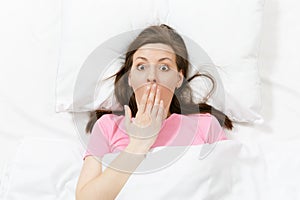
[56, 0, 265, 123]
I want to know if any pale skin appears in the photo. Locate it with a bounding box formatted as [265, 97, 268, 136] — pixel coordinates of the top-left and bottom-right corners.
[76, 43, 183, 200]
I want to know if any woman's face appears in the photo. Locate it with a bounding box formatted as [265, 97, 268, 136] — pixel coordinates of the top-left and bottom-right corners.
[128, 43, 183, 112]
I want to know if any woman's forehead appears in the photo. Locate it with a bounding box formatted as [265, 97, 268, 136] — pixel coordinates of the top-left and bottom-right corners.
[133, 43, 176, 61]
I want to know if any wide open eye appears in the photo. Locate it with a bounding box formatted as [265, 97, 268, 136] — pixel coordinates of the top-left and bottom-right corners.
[136, 64, 146, 71]
[159, 64, 170, 71]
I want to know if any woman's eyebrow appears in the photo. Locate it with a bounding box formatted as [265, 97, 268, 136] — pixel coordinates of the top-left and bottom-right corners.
[158, 57, 173, 62]
[135, 56, 173, 62]
[135, 57, 148, 61]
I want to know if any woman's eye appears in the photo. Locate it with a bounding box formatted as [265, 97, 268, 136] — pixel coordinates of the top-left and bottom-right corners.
[159, 64, 170, 71]
[136, 64, 146, 71]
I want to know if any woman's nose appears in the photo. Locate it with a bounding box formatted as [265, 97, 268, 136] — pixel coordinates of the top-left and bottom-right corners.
[146, 66, 157, 83]
[147, 77, 157, 83]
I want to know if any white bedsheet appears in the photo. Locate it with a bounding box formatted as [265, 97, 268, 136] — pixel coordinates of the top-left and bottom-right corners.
[1, 0, 300, 199]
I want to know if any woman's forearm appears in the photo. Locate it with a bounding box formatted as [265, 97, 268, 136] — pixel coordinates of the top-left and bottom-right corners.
[76, 145, 147, 200]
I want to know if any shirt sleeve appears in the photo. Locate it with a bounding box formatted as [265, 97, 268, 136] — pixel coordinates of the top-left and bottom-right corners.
[83, 118, 111, 160]
[205, 115, 227, 144]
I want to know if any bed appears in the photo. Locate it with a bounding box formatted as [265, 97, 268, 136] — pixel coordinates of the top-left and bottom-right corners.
[1, 0, 300, 199]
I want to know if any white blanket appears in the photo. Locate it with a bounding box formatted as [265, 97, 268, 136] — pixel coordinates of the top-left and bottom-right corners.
[4, 139, 300, 199]
[102, 140, 300, 199]
[111, 141, 300, 200]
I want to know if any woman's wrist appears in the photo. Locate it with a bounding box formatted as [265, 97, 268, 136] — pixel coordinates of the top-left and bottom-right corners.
[125, 140, 150, 155]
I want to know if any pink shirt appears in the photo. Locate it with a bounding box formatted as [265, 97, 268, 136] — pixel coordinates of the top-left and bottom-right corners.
[84, 113, 227, 160]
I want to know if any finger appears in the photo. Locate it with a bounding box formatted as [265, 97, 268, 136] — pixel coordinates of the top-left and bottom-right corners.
[124, 105, 132, 127]
[156, 100, 164, 122]
[146, 84, 156, 113]
[151, 87, 160, 117]
[154, 86, 160, 106]
[138, 85, 151, 113]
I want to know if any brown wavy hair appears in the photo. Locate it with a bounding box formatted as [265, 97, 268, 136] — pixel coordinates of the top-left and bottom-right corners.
[86, 24, 233, 133]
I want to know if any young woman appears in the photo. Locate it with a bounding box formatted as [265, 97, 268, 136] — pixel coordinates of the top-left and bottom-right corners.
[76, 24, 233, 200]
